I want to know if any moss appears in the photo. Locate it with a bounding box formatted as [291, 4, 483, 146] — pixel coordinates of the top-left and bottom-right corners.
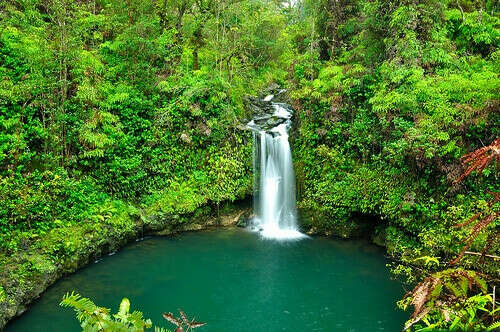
[0, 200, 248, 329]
[372, 226, 387, 247]
[0, 287, 6, 302]
[26, 255, 57, 274]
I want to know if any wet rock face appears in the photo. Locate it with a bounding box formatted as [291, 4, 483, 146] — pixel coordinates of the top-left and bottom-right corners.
[236, 209, 254, 228]
[243, 84, 293, 132]
[243, 95, 274, 117]
[250, 114, 288, 132]
[258, 83, 289, 103]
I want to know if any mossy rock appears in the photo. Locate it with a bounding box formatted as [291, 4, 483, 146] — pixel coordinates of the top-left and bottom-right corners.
[372, 225, 387, 247]
[300, 208, 379, 239]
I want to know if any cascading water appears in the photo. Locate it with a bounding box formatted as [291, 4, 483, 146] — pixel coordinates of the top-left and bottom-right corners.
[247, 95, 306, 240]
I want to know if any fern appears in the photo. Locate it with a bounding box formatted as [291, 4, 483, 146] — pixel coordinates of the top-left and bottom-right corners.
[79, 109, 122, 159]
[400, 269, 498, 331]
[162, 309, 206, 332]
[60, 293, 167, 332]
[154, 328, 171, 332]
[451, 138, 500, 265]
[61, 292, 110, 328]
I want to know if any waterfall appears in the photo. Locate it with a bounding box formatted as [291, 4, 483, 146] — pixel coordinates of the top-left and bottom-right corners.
[247, 97, 306, 240]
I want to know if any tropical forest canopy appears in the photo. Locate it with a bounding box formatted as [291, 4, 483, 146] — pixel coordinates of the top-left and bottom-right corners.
[0, 0, 499, 331]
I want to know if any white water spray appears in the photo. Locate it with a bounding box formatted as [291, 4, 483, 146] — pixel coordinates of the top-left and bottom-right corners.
[248, 98, 306, 240]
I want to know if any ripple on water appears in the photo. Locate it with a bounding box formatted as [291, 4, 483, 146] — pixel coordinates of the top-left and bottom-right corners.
[5, 228, 407, 332]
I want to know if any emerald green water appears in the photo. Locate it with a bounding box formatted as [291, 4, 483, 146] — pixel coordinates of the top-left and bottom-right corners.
[6, 228, 407, 331]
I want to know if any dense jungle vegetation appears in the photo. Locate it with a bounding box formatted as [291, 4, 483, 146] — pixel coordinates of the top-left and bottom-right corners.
[0, 0, 499, 330]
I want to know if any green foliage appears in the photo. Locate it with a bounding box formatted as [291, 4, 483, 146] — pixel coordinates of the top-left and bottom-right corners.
[0, 0, 499, 330]
[287, 2, 498, 329]
[205, 142, 252, 206]
[0, 170, 109, 251]
[0, 286, 5, 302]
[61, 293, 207, 332]
[60, 292, 167, 332]
[0, 0, 263, 251]
[398, 269, 498, 331]
[289, 0, 499, 272]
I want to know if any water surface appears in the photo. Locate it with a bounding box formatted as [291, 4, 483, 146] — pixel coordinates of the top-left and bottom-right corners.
[6, 228, 407, 331]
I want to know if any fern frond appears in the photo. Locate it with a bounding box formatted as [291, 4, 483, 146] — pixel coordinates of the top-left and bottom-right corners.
[128, 311, 152, 330]
[163, 312, 182, 327]
[154, 327, 172, 332]
[60, 291, 101, 318]
[114, 298, 131, 323]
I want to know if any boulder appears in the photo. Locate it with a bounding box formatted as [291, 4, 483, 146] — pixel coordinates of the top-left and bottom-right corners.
[243, 84, 294, 133]
[236, 209, 254, 227]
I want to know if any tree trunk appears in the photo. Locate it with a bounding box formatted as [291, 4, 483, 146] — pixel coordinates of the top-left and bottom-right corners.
[193, 47, 199, 70]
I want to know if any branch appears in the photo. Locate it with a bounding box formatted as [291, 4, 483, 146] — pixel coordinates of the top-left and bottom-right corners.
[456, 0, 465, 22]
[463, 251, 500, 260]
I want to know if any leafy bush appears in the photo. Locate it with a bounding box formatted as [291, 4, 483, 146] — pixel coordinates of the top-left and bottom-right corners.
[60, 292, 164, 332]
[61, 293, 206, 332]
[398, 269, 498, 331]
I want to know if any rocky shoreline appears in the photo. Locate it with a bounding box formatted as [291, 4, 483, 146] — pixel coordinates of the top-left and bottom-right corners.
[0, 196, 388, 331]
[0, 204, 252, 330]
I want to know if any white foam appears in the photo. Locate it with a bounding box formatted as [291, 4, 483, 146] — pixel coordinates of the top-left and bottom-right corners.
[248, 99, 306, 241]
[259, 224, 308, 240]
[272, 104, 292, 119]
